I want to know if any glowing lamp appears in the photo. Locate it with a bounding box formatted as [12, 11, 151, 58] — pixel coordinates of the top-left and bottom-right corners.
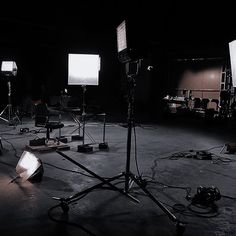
[1, 61, 17, 77]
[16, 151, 44, 182]
[68, 54, 100, 86]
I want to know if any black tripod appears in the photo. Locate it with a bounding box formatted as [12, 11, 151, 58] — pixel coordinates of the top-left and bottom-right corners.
[54, 60, 185, 233]
[77, 85, 95, 152]
[118, 61, 185, 231]
[0, 80, 20, 126]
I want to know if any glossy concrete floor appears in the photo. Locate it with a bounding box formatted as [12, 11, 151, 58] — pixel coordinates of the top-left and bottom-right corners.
[0, 114, 236, 236]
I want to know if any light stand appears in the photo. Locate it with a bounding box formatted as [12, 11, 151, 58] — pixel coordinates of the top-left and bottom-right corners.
[77, 85, 109, 152]
[77, 85, 94, 153]
[53, 60, 185, 234]
[122, 60, 181, 217]
[98, 113, 109, 150]
[0, 80, 20, 126]
[0, 137, 3, 156]
[67, 53, 108, 151]
[60, 89, 84, 141]
[0, 61, 20, 126]
[122, 61, 185, 233]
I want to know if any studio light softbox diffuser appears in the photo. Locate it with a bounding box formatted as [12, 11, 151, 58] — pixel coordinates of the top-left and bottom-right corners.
[68, 54, 100, 86]
[16, 151, 43, 182]
[229, 40, 236, 87]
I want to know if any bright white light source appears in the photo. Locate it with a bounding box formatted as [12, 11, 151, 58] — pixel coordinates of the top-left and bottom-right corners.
[116, 20, 127, 53]
[1, 61, 17, 76]
[16, 151, 42, 181]
[68, 54, 100, 86]
[229, 40, 236, 87]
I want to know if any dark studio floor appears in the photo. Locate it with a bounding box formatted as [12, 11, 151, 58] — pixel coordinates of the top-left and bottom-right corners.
[1, 112, 236, 236]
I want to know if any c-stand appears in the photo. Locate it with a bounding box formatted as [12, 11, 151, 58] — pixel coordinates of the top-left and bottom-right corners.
[122, 61, 185, 232]
[53, 60, 185, 234]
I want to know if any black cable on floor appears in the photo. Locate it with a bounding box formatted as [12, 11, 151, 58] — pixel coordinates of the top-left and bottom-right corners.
[221, 194, 236, 200]
[187, 203, 219, 218]
[1, 137, 20, 158]
[147, 179, 192, 198]
[47, 203, 96, 236]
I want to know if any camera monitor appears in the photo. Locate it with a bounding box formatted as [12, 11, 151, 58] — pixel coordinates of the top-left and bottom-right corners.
[1, 61, 17, 76]
[68, 54, 100, 86]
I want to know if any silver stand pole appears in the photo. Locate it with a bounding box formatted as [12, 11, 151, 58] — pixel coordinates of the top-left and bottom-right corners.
[0, 81, 20, 126]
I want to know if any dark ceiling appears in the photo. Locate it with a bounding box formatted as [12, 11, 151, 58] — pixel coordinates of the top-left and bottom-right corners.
[0, 1, 236, 58]
[0, 1, 235, 108]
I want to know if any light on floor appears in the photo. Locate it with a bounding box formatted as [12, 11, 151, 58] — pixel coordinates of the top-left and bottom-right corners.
[16, 151, 43, 182]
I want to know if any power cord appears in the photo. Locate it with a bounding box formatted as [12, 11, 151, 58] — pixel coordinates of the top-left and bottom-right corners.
[143, 178, 236, 218]
[1, 137, 20, 158]
[48, 196, 96, 236]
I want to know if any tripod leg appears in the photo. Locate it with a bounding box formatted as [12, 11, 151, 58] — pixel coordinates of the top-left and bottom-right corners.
[130, 174, 186, 233]
[129, 173, 177, 223]
[53, 172, 125, 209]
[0, 105, 8, 116]
[0, 106, 9, 123]
[56, 151, 139, 203]
[0, 116, 8, 123]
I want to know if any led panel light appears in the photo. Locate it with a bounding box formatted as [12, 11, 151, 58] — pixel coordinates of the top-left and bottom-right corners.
[117, 20, 127, 53]
[16, 151, 43, 182]
[68, 54, 100, 86]
[229, 40, 236, 87]
[1, 61, 17, 76]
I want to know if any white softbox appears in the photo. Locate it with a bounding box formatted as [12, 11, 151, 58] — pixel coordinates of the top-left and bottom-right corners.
[68, 54, 100, 86]
[16, 151, 43, 182]
[229, 40, 236, 87]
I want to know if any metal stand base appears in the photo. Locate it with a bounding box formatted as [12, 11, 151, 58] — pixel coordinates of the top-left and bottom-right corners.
[71, 134, 84, 141]
[54, 151, 185, 234]
[77, 144, 93, 153]
[99, 142, 109, 150]
[52, 62, 185, 234]
[0, 104, 21, 126]
[57, 136, 68, 143]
